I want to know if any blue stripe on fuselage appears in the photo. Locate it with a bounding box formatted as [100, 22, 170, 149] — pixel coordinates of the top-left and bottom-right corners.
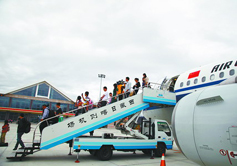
[175, 79, 225, 102]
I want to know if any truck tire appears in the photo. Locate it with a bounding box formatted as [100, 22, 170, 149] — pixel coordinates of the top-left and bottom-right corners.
[154, 143, 166, 157]
[96, 146, 113, 161]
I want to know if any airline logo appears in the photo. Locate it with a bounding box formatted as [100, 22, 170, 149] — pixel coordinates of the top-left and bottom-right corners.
[211, 60, 237, 73]
[188, 70, 200, 79]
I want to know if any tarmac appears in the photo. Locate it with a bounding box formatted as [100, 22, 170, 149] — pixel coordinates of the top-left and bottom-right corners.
[0, 122, 199, 166]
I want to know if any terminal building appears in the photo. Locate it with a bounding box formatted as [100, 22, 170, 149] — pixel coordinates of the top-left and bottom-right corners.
[0, 81, 76, 122]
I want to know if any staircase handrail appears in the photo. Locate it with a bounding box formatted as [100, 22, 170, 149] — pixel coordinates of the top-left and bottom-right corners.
[32, 86, 145, 145]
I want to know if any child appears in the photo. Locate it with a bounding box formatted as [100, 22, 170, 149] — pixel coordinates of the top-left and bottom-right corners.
[1, 120, 10, 143]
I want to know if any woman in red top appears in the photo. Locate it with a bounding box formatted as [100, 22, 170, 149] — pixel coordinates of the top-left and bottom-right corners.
[1, 120, 10, 143]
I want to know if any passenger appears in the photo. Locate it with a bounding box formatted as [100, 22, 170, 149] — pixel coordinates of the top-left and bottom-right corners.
[13, 113, 26, 150]
[0, 120, 10, 143]
[55, 103, 63, 123]
[124, 77, 131, 98]
[142, 73, 149, 87]
[82, 91, 93, 112]
[75, 96, 84, 115]
[99, 86, 109, 107]
[118, 86, 125, 100]
[56, 103, 63, 115]
[132, 78, 141, 95]
[39, 104, 49, 134]
[107, 92, 113, 104]
[82, 92, 94, 136]
[111, 84, 118, 103]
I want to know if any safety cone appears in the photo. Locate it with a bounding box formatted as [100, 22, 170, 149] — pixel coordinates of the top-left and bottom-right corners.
[75, 159, 80, 163]
[160, 153, 166, 166]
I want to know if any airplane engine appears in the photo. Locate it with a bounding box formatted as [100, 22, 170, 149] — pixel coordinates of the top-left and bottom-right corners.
[172, 84, 237, 166]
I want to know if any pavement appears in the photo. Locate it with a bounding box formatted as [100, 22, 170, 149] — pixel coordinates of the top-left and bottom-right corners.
[0, 122, 199, 166]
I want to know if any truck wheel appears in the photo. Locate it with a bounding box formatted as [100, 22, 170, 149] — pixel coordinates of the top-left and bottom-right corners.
[96, 146, 113, 161]
[154, 143, 166, 157]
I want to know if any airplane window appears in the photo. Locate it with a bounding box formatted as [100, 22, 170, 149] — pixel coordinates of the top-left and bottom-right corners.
[219, 72, 224, 78]
[210, 74, 215, 80]
[194, 78, 198, 84]
[180, 82, 183, 87]
[230, 69, 235, 76]
[202, 76, 206, 82]
[187, 80, 190, 86]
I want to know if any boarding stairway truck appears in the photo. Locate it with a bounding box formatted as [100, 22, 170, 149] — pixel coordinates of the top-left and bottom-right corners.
[6, 86, 176, 161]
[73, 112, 173, 161]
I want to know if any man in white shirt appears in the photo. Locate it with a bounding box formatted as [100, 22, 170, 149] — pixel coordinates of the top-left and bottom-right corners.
[100, 86, 109, 107]
[40, 104, 49, 134]
[124, 77, 131, 98]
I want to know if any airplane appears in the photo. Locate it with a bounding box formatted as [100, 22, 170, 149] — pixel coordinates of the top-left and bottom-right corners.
[143, 59, 237, 166]
[144, 59, 237, 123]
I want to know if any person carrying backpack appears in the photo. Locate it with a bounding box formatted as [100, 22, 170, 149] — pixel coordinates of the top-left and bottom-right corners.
[13, 113, 26, 150]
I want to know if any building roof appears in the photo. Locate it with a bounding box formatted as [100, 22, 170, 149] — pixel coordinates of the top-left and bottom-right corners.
[6, 81, 74, 103]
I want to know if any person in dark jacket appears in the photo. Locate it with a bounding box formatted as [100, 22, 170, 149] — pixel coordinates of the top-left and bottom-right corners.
[13, 113, 26, 150]
[56, 103, 63, 115]
[133, 78, 141, 95]
[53, 103, 63, 123]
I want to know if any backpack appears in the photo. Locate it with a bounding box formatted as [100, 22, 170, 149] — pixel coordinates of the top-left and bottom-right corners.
[48, 109, 56, 118]
[25, 120, 31, 133]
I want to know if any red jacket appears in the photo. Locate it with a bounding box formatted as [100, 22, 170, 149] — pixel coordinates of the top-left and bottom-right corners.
[2, 124, 9, 133]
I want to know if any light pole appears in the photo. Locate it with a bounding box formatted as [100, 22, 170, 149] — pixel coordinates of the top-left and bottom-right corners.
[98, 74, 106, 100]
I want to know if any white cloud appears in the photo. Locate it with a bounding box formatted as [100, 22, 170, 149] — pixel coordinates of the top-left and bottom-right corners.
[0, 0, 236, 101]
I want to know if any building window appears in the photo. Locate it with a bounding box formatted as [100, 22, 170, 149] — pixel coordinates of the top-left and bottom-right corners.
[37, 83, 50, 97]
[32, 100, 49, 110]
[11, 98, 31, 109]
[194, 79, 198, 84]
[202, 76, 206, 82]
[69, 104, 76, 111]
[219, 72, 224, 78]
[0, 96, 10, 107]
[0, 112, 7, 120]
[50, 89, 68, 101]
[230, 69, 235, 76]
[61, 104, 68, 112]
[13, 86, 36, 97]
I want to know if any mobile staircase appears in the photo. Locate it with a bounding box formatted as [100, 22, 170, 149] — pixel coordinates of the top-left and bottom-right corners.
[6, 86, 176, 161]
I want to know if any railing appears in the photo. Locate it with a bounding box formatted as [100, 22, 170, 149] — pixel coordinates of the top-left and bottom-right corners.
[148, 82, 162, 90]
[32, 86, 146, 145]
